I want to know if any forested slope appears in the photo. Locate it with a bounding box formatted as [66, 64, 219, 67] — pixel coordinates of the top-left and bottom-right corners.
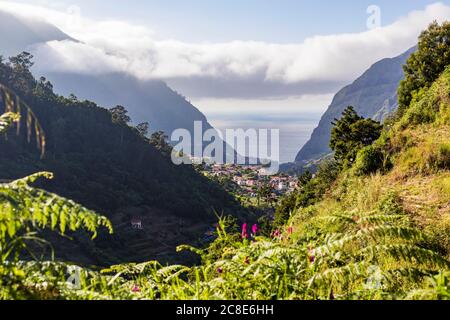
[0, 54, 246, 265]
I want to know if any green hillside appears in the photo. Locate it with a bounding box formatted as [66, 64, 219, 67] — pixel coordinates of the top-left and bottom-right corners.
[0, 53, 246, 266]
[1, 22, 450, 300]
[295, 47, 415, 164]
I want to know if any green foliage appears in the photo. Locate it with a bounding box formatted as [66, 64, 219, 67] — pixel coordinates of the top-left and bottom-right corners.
[407, 272, 450, 300]
[274, 160, 340, 227]
[0, 112, 20, 134]
[0, 172, 113, 257]
[396, 64, 450, 128]
[0, 53, 245, 264]
[353, 145, 385, 176]
[330, 106, 382, 167]
[109, 105, 131, 125]
[135, 122, 149, 138]
[0, 88, 114, 299]
[149, 130, 173, 157]
[274, 192, 297, 227]
[3, 21, 450, 300]
[0, 82, 45, 156]
[398, 21, 450, 116]
[3, 198, 447, 300]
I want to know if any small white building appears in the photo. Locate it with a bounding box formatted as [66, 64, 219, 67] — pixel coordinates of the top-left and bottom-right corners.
[277, 182, 287, 191]
[131, 218, 143, 230]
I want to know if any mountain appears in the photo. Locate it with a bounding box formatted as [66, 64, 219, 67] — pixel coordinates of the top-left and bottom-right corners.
[0, 10, 73, 56]
[0, 9, 216, 150]
[0, 56, 246, 266]
[43, 72, 215, 142]
[294, 47, 416, 164]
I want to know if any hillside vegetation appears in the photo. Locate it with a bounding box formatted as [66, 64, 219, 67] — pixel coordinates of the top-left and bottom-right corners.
[1, 22, 450, 300]
[0, 53, 246, 266]
[295, 47, 415, 164]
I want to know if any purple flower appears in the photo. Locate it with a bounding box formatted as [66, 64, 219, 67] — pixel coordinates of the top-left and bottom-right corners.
[241, 223, 248, 239]
[217, 267, 223, 274]
[251, 224, 258, 236]
[131, 285, 141, 293]
[308, 247, 316, 263]
[272, 229, 281, 239]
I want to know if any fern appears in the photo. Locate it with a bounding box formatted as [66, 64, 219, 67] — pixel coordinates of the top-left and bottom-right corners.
[314, 225, 424, 257]
[308, 261, 369, 287]
[0, 112, 20, 134]
[0, 84, 45, 156]
[361, 244, 450, 268]
[0, 172, 112, 250]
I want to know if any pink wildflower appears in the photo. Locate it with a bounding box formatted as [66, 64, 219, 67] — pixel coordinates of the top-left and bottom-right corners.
[251, 224, 258, 236]
[308, 247, 316, 263]
[131, 284, 141, 293]
[241, 223, 248, 239]
[272, 229, 281, 239]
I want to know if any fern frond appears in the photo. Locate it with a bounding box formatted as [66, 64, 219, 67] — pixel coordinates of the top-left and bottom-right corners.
[0, 112, 20, 134]
[361, 245, 450, 268]
[157, 265, 191, 282]
[0, 172, 113, 242]
[381, 267, 434, 286]
[314, 226, 424, 257]
[308, 262, 369, 287]
[358, 214, 406, 224]
[322, 213, 357, 226]
[176, 244, 204, 256]
[0, 84, 46, 156]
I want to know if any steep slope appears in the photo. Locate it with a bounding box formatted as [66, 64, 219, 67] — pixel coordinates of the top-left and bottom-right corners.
[295, 47, 416, 163]
[0, 9, 217, 148]
[0, 58, 246, 266]
[0, 10, 72, 56]
[44, 72, 215, 140]
[300, 65, 450, 260]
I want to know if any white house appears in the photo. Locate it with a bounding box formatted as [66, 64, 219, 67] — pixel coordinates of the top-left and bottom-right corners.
[131, 218, 143, 230]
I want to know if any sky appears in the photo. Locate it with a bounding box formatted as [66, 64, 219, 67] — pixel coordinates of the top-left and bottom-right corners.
[0, 0, 449, 162]
[5, 0, 445, 42]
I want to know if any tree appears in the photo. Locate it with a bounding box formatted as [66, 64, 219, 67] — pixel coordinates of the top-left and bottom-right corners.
[150, 131, 173, 156]
[6, 52, 36, 95]
[398, 21, 450, 116]
[0, 82, 112, 277]
[298, 170, 312, 188]
[257, 182, 275, 208]
[110, 105, 131, 146]
[9, 51, 34, 70]
[330, 106, 382, 166]
[136, 122, 149, 138]
[109, 105, 131, 125]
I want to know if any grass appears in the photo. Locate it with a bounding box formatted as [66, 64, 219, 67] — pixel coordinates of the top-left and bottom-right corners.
[3, 67, 450, 300]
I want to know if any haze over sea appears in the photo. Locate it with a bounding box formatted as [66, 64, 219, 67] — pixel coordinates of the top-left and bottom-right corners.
[197, 105, 327, 164]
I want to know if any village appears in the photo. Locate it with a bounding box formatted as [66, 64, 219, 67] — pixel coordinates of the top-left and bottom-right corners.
[199, 162, 299, 199]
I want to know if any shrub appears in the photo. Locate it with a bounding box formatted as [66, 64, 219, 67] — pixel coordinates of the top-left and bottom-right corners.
[435, 143, 450, 170]
[353, 145, 385, 176]
[398, 21, 450, 116]
[377, 192, 405, 216]
[330, 106, 382, 167]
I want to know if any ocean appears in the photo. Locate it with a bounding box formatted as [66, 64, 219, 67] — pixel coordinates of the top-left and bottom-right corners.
[204, 111, 323, 164]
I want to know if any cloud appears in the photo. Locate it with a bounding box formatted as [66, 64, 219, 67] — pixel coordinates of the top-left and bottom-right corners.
[1, 1, 450, 99]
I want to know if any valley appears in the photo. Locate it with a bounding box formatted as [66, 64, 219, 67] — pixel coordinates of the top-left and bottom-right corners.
[0, 2, 449, 302]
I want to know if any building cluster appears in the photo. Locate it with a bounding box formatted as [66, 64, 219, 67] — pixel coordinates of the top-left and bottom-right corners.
[202, 163, 298, 198]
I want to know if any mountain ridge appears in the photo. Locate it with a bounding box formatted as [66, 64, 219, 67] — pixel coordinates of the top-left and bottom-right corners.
[0, 9, 217, 148]
[294, 46, 416, 164]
